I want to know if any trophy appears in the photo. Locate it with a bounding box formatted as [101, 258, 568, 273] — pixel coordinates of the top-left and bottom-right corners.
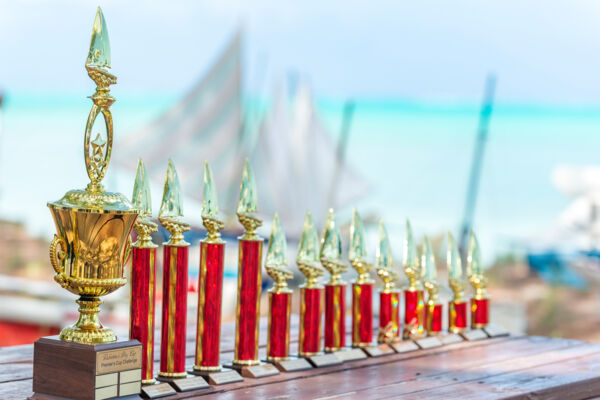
[422, 236, 442, 336]
[321, 209, 366, 361]
[230, 160, 279, 378]
[190, 163, 242, 385]
[447, 233, 468, 334]
[467, 231, 489, 329]
[130, 159, 158, 385]
[349, 209, 374, 349]
[376, 220, 400, 344]
[320, 209, 346, 353]
[33, 8, 142, 400]
[264, 214, 312, 372]
[296, 212, 341, 367]
[402, 220, 425, 339]
[157, 160, 191, 382]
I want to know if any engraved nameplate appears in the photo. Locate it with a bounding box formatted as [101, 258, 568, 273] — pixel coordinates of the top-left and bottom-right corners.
[390, 341, 419, 353]
[208, 370, 244, 385]
[307, 353, 342, 368]
[171, 376, 209, 392]
[363, 344, 395, 357]
[441, 333, 464, 345]
[484, 324, 510, 338]
[461, 329, 488, 341]
[96, 346, 142, 375]
[241, 363, 280, 378]
[274, 358, 312, 372]
[416, 336, 443, 349]
[141, 382, 177, 399]
[334, 348, 368, 362]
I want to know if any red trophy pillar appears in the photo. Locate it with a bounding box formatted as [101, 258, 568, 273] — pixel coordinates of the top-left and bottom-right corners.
[449, 301, 468, 333]
[267, 291, 292, 360]
[402, 220, 425, 339]
[471, 298, 489, 328]
[158, 160, 190, 380]
[297, 211, 326, 357]
[129, 159, 158, 385]
[423, 236, 442, 336]
[375, 220, 400, 343]
[447, 232, 468, 334]
[194, 241, 225, 370]
[467, 231, 490, 329]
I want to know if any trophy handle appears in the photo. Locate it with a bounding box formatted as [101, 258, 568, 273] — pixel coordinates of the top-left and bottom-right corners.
[49, 234, 67, 275]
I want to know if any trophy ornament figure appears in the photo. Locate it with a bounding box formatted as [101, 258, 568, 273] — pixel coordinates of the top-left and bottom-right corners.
[422, 236, 442, 336]
[447, 233, 468, 333]
[47, 7, 138, 345]
[193, 162, 227, 374]
[130, 159, 158, 384]
[158, 160, 190, 380]
[376, 220, 401, 343]
[297, 211, 325, 356]
[233, 160, 264, 366]
[265, 213, 294, 362]
[320, 209, 348, 352]
[402, 220, 425, 339]
[349, 209, 374, 348]
[467, 231, 489, 329]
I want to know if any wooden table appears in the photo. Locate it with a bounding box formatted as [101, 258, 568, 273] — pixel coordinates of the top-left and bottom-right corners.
[2, 318, 600, 399]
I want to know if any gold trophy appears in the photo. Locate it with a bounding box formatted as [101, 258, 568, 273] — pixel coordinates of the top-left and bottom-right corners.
[33, 8, 143, 400]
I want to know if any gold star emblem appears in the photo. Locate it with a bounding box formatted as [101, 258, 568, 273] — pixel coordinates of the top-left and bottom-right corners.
[91, 133, 106, 158]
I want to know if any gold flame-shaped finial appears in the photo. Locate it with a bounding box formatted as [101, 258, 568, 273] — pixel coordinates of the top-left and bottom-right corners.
[131, 159, 157, 248]
[447, 233, 466, 302]
[237, 159, 262, 238]
[265, 213, 293, 293]
[403, 219, 422, 290]
[86, 8, 111, 68]
[376, 220, 398, 292]
[349, 208, 373, 284]
[297, 211, 324, 288]
[83, 7, 117, 195]
[422, 236, 439, 303]
[202, 162, 224, 243]
[320, 209, 347, 285]
[467, 230, 487, 299]
[159, 160, 189, 246]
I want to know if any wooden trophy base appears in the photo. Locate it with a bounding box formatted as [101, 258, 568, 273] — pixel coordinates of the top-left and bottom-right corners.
[266, 357, 312, 373]
[225, 362, 280, 379]
[362, 344, 395, 357]
[188, 367, 243, 385]
[31, 335, 142, 400]
[389, 340, 419, 353]
[304, 353, 342, 368]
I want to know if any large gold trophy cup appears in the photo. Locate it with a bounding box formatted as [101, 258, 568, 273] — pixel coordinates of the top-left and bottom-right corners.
[47, 8, 137, 344]
[33, 9, 143, 400]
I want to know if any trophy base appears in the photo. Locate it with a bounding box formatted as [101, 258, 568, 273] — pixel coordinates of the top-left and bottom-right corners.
[461, 328, 489, 341]
[32, 335, 142, 400]
[333, 348, 368, 362]
[188, 367, 243, 385]
[362, 343, 395, 357]
[304, 353, 342, 368]
[483, 323, 510, 338]
[389, 340, 420, 353]
[266, 357, 313, 372]
[440, 333, 464, 345]
[415, 336, 443, 349]
[156, 375, 209, 393]
[140, 382, 177, 399]
[225, 362, 280, 379]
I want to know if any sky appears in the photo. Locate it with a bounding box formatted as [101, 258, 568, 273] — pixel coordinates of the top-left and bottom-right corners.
[0, 0, 599, 103]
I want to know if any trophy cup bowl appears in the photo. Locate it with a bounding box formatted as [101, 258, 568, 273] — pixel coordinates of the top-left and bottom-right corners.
[48, 189, 138, 344]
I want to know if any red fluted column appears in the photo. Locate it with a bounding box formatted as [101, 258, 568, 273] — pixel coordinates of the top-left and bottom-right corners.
[233, 238, 263, 365]
[352, 283, 373, 347]
[471, 298, 489, 329]
[130, 246, 157, 384]
[449, 301, 468, 333]
[267, 291, 291, 361]
[403, 289, 425, 339]
[324, 284, 345, 352]
[194, 241, 225, 371]
[426, 304, 442, 335]
[159, 245, 189, 378]
[299, 287, 322, 356]
[378, 291, 400, 342]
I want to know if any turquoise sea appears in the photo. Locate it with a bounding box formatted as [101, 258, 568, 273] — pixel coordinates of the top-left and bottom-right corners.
[2, 91, 600, 264]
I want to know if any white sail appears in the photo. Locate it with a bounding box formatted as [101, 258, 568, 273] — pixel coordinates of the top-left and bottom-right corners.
[115, 31, 245, 215]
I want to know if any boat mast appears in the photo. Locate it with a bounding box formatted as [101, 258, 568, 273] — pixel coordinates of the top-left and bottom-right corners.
[458, 74, 497, 262]
[326, 100, 356, 210]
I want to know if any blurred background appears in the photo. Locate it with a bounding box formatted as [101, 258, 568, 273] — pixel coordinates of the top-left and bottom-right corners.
[2, 0, 600, 345]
